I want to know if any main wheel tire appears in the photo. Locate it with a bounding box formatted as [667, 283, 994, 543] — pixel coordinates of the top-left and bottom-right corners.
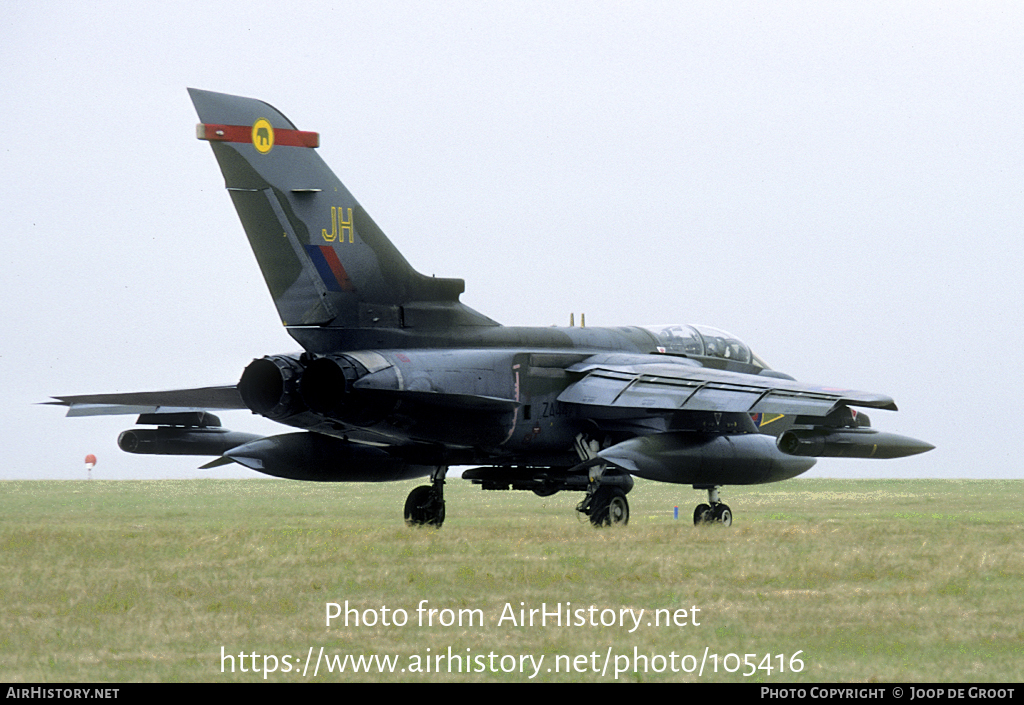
[712, 503, 732, 527]
[589, 487, 629, 527]
[404, 485, 445, 527]
[693, 503, 712, 525]
[606, 493, 629, 526]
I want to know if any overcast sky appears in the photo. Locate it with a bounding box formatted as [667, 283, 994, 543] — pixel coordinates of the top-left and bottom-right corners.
[3, 1, 1021, 482]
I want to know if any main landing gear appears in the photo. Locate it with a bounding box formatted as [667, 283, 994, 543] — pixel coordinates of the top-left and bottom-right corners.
[578, 485, 630, 527]
[693, 486, 732, 527]
[404, 465, 731, 529]
[572, 435, 633, 527]
[404, 467, 447, 528]
[576, 464, 634, 527]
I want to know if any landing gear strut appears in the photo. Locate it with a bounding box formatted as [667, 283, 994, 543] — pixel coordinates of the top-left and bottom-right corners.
[693, 486, 732, 527]
[576, 463, 632, 527]
[571, 435, 632, 528]
[404, 467, 447, 527]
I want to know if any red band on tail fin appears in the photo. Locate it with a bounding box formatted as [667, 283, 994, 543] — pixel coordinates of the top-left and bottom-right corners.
[196, 123, 320, 148]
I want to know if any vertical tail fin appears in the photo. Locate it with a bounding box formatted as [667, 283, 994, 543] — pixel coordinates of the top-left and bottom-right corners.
[188, 88, 494, 344]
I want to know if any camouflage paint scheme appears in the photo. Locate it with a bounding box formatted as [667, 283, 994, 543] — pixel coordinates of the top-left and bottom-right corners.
[51, 90, 933, 528]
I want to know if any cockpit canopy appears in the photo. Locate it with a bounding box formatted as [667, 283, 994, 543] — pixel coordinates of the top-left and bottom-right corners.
[641, 324, 768, 368]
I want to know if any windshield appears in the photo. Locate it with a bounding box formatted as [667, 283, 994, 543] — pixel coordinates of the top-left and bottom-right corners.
[641, 324, 762, 367]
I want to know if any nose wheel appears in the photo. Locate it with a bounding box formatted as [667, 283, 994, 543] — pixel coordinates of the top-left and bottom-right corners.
[693, 486, 732, 527]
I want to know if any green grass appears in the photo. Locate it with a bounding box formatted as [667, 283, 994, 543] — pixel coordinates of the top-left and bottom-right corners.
[1, 477, 1021, 682]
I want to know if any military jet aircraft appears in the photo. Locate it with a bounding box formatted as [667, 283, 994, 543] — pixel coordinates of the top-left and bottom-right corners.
[51, 89, 934, 528]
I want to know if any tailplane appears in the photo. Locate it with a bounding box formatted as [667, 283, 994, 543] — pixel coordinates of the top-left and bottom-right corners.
[188, 88, 496, 346]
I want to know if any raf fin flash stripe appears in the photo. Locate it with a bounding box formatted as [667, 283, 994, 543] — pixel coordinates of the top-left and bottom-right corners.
[196, 123, 320, 148]
[305, 245, 355, 292]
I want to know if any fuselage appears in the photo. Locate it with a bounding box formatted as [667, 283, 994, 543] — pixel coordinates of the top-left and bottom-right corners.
[249, 323, 798, 475]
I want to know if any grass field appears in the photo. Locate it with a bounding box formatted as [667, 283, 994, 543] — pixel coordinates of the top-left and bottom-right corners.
[1, 477, 1021, 682]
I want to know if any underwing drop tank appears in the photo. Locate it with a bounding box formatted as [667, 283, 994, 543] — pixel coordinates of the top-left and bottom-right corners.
[777, 428, 935, 459]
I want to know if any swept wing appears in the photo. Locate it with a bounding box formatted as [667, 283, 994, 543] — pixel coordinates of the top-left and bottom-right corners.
[558, 354, 897, 417]
[49, 386, 245, 417]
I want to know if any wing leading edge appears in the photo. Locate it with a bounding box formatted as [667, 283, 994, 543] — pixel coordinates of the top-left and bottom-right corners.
[558, 356, 898, 417]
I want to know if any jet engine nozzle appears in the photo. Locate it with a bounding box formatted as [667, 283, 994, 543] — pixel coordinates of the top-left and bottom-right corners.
[778, 428, 935, 459]
[237, 355, 309, 419]
[300, 355, 371, 417]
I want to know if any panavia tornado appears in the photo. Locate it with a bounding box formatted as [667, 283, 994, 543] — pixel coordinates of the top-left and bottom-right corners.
[51, 89, 934, 528]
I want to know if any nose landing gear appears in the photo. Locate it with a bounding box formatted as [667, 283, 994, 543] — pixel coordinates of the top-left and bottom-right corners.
[693, 486, 732, 527]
